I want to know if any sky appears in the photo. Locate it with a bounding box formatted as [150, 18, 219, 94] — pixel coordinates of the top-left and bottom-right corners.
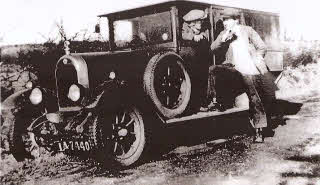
[0, 0, 319, 46]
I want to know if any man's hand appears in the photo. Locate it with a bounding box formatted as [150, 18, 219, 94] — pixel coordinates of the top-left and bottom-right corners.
[221, 29, 236, 42]
[222, 63, 235, 68]
[193, 34, 204, 42]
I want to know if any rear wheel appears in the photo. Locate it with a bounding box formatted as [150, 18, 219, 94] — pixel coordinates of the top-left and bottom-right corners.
[92, 106, 150, 167]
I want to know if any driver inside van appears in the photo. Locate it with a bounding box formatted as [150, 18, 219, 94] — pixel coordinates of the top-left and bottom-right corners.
[182, 9, 211, 112]
[182, 9, 209, 42]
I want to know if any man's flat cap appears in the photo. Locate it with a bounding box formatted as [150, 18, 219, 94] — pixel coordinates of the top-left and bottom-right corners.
[183, 9, 207, 22]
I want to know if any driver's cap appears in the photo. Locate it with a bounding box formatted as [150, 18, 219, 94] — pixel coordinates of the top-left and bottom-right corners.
[183, 9, 207, 22]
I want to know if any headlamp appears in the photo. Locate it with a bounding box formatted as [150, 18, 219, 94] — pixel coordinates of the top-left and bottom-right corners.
[109, 71, 116, 79]
[29, 88, 43, 105]
[68, 84, 81, 102]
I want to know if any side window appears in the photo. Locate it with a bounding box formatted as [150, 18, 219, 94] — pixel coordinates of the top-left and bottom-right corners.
[114, 11, 173, 48]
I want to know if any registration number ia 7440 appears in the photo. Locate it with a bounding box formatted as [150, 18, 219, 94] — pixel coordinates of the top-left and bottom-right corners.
[57, 140, 92, 152]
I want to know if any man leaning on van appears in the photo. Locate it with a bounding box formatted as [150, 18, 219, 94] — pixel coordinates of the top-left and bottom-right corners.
[210, 8, 280, 143]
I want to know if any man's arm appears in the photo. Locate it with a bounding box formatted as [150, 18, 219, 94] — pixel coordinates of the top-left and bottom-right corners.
[247, 26, 269, 74]
[210, 30, 235, 52]
[210, 31, 224, 51]
[247, 26, 267, 57]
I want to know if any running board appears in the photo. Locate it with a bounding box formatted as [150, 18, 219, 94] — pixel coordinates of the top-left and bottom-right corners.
[166, 106, 249, 124]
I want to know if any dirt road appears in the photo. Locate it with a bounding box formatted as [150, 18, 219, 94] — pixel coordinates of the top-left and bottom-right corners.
[1, 93, 320, 185]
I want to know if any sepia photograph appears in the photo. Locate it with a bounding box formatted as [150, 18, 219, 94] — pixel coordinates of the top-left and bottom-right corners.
[1, 0, 319, 184]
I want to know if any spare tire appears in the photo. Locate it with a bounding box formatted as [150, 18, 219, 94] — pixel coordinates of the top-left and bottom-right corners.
[143, 52, 191, 118]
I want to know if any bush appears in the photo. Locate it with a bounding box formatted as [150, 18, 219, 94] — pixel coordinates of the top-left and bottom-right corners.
[0, 40, 110, 100]
[283, 42, 320, 68]
[277, 42, 320, 99]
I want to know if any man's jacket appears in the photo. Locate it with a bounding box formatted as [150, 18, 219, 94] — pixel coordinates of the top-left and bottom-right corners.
[211, 25, 268, 75]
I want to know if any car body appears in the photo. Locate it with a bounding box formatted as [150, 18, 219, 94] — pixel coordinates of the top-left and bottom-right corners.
[2, 0, 283, 167]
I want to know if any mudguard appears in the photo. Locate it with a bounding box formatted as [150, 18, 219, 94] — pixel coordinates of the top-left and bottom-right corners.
[1, 89, 31, 113]
[1, 87, 58, 119]
[90, 79, 130, 113]
[90, 79, 157, 120]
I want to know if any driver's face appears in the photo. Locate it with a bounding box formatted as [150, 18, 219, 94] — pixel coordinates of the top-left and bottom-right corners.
[189, 20, 202, 30]
[223, 18, 237, 30]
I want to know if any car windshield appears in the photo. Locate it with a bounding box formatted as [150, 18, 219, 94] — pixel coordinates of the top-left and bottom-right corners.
[113, 11, 172, 48]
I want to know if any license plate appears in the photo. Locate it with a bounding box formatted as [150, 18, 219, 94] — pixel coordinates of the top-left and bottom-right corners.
[56, 140, 92, 152]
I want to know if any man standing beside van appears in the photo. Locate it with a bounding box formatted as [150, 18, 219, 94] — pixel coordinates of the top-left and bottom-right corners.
[210, 8, 278, 142]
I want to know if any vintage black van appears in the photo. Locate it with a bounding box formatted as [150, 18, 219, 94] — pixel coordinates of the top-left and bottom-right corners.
[2, 0, 283, 167]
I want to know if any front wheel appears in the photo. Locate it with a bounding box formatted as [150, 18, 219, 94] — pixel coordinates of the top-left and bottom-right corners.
[6, 110, 44, 161]
[91, 106, 151, 167]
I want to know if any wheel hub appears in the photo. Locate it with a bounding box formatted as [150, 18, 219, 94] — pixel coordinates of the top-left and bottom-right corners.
[118, 128, 128, 137]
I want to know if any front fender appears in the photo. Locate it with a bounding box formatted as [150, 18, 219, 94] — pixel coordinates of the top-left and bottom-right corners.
[1, 89, 31, 112]
[1, 87, 58, 119]
[90, 79, 158, 121]
[88, 79, 129, 113]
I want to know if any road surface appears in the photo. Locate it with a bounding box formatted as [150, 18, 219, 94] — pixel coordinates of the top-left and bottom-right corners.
[1, 93, 320, 185]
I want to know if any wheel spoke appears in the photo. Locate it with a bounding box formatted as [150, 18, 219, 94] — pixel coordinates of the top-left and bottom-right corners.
[120, 134, 135, 152]
[125, 118, 134, 127]
[121, 112, 126, 123]
[115, 115, 119, 124]
[166, 95, 170, 106]
[114, 141, 118, 153]
[119, 143, 126, 156]
[162, 76, 167, 84]
[27, 115, 46, 131]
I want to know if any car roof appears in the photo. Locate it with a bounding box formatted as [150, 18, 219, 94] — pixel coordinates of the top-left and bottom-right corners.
[98, 0, 207, 19]
[99, 0, 278, 19]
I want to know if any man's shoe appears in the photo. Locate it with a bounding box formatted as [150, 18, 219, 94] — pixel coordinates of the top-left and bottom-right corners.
[254, 135, 264, 143]
[207, 102, 218, 111]
[200, 106, 209, 112]
[253, 128, 264, 143]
